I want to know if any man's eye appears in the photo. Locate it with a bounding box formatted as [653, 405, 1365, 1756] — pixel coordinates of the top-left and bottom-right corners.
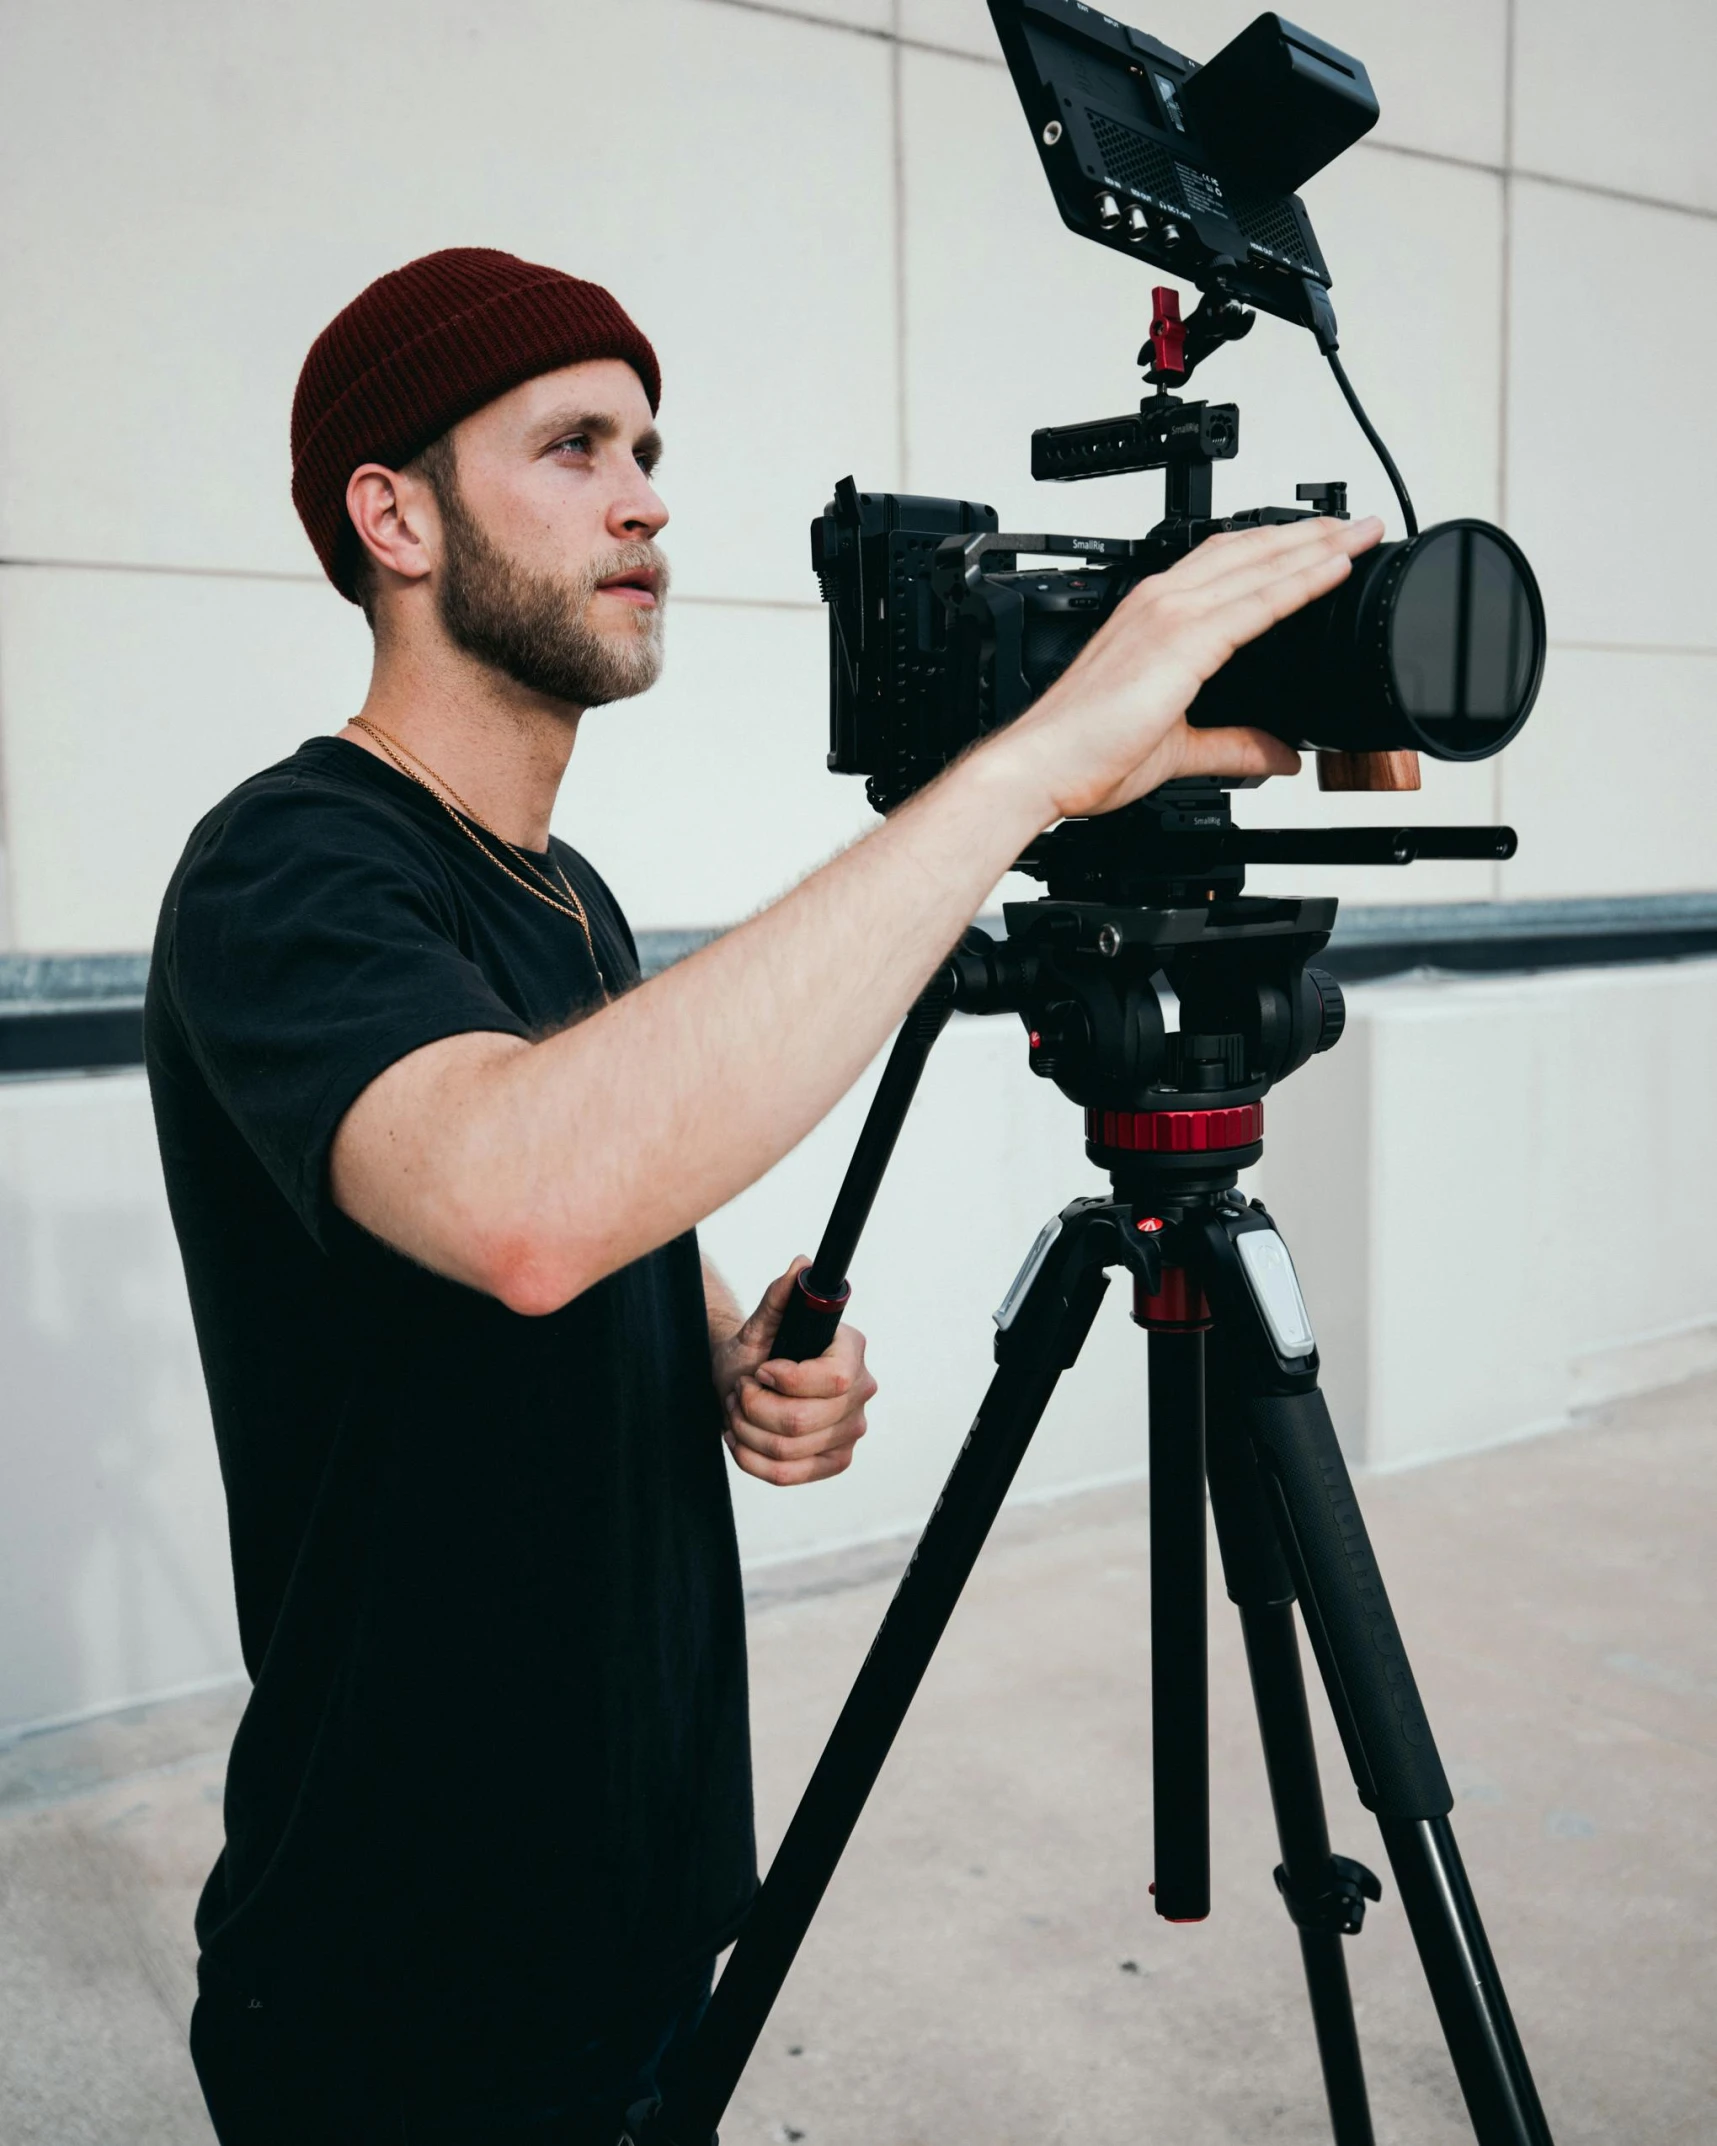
[555, 435, 590, 456]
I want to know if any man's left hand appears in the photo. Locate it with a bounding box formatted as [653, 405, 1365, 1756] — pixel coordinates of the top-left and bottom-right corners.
[712, 1259, 876, 1487]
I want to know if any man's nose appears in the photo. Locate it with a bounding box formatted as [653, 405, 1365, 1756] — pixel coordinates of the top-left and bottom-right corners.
[612, 472, 668, 541]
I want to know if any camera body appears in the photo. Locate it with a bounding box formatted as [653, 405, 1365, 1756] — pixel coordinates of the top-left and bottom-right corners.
[814, 466, 1543, 816]
[814, 469, 1294, 814]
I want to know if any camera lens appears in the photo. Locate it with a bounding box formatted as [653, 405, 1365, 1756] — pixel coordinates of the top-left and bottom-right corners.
[1379, 523, 1542, 757]
[1188, 517, 1546, 760]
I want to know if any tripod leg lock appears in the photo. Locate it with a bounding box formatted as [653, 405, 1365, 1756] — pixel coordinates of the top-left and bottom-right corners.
[1273, 1853, 1383, 1938]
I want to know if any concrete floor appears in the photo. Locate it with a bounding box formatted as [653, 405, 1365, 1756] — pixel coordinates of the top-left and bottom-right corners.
[3, 1372, 1714, 2145]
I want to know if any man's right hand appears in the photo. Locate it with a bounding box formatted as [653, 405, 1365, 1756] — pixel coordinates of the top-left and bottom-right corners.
[987, 513, 1383, 827]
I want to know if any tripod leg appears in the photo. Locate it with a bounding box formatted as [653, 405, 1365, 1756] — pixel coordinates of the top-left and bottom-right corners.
[641, 1200, 1121, 2146]
[1378, 1814, 1551, 2146]
[1242, 1387, 1551, 2143]
[1247, 1386, 1552, 2141]
[1206, 1351, 1376, 2146]
[1196, 1207, 1554, 2145]
[1245, 1608, 1377, 2145]
[1148, 1328, 1209, 1920]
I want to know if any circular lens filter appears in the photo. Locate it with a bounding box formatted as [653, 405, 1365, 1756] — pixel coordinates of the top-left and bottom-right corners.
[1383, 520, 1545, 759]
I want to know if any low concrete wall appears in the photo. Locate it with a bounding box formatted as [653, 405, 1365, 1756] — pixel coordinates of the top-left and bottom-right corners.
[3, 956, 1714, 1737]
[1257, 955, 1717, 1470]
[0, 1072, 238, 1737]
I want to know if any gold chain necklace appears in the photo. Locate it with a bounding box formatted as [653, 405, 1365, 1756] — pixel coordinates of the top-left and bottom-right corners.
[347, 716, 608, 998]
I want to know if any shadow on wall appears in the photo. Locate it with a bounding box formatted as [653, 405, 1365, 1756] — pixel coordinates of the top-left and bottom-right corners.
[0, 1073, 241, 1741]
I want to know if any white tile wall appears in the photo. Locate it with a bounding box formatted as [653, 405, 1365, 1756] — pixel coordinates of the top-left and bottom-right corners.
[0, 1072, 240, 1734]
[1506, 180, 1717, 655]
[896, 0, 994, 56]
[0, 565, 372, 951]
[899, 0, 1510, 167]
[766, 0, 895, 29]
[1262, 959, 1717, 1469]
[1, 0, 1713, 952]
[0, 565, 870, 949]
[554, 600, 878, 929]
[1499, 648, 1717, 897]
[899, 44, 1175, 540]
[0, 0, 899, 604]
[1514, 0, 1717, 213]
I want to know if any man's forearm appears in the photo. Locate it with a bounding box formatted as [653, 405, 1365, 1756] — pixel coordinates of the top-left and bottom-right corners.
[455, 743, 1043, 1312]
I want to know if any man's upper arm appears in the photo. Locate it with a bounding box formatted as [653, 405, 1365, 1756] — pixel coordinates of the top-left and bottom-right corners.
[328, 1027, 533, 1294]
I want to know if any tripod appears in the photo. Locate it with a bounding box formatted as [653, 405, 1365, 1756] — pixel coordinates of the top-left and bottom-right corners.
[629, 836, 1555, 2146]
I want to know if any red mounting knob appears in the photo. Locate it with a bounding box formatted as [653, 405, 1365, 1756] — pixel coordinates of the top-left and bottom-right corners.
[1149, 285, 1186, 378]
[1086, 1102, 1263, 1155]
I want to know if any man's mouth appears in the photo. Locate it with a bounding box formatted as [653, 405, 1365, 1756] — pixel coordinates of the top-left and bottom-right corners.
[596, 567, 659, 607]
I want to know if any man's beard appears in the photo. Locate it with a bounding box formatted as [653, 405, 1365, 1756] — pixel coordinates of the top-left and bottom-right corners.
[431, 473, 668, 708]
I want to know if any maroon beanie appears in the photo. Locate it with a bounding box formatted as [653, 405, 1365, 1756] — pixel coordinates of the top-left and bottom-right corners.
[291, 247, 661, 602]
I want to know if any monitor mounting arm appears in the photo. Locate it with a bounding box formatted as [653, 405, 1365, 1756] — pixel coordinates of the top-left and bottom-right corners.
[1141, 285, 1255, 390]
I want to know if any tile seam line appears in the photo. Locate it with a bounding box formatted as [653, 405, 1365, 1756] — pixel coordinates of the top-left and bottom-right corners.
[5, 563, 1716, 653]
[681, 0, 1717, 224]
[0, 557, 322, 586]
[682, 0, 974, 56]
[1493, 0, 1516, 894]
[0, 559, 823, 610]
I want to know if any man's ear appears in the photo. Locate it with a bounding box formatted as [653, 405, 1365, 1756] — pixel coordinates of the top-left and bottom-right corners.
[346, 462, 438, 590]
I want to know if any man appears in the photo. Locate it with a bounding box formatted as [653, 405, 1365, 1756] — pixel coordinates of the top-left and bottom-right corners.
[146, 246, 1377, 2144]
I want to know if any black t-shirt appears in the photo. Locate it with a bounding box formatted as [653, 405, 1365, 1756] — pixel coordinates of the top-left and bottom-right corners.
[144, 736, 755, 2087]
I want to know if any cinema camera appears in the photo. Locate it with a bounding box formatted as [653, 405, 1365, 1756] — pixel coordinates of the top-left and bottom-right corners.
[627, 10, 1557, 2146]
[816, 4, 1545, 850]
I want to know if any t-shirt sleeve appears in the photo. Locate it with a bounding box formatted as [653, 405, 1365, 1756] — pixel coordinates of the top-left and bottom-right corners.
[159, 783, 532, 1246]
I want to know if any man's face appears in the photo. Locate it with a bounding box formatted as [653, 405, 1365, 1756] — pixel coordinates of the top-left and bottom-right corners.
[424, 358, 670, 708]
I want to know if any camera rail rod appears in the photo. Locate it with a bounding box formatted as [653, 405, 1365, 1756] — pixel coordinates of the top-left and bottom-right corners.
[1123, 826, 1516, 868]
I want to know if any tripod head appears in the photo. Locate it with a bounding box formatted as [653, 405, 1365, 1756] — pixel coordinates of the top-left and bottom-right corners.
[951, 882, 1344, 1204]
[959, 764, 1504, 1202]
